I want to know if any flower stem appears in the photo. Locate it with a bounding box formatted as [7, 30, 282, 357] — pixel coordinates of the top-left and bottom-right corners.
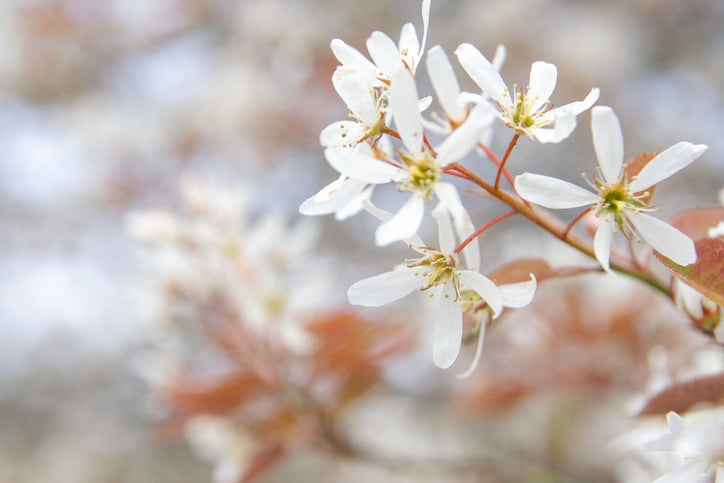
[448, 162, 671, 296]
[454, 210, 516, 255]
[494, 134, 520, 190]
[563, 206, 593, 239]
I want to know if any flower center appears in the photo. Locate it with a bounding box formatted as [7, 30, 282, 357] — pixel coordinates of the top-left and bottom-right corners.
[506, 85, 550, 131]
[594, 173, 652, 233]
[407, 250, 458, 292]
[400, 151, 441, 200]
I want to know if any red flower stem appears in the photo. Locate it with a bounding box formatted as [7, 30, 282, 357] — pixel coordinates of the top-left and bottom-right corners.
[448, 162, 670, 296]
[454, 210, 516, 255]
[562, 206, 593, 239]
[494, 134, 520, 190]
[478, 142, 515, 189]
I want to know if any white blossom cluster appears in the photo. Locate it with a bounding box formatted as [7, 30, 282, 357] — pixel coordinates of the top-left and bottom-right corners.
[300, 0, 707, 375]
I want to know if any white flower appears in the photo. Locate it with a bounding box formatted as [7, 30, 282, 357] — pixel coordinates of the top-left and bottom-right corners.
[423, 44, 504, 138]
[348, 205, 503, 368]
[320, 66, 387, 148]
[455, 42, 600, 143]
[330, 0, 430, 81]
[299, 174, 372, 220]
[645, 409, 724, 483]
[325, 68, 492, 246]
[515, 106, 707, 272]
[456, 273, 537, 379]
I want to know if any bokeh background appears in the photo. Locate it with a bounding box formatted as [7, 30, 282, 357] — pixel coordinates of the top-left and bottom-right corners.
[1, 0, 723, 481]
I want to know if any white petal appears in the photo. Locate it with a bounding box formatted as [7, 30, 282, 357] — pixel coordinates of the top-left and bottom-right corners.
[426, 45, 465, 121]
[629, 213, 697, 266]
[432, 283, 463, 369]
[320, 120, 368, 147]
[432, 204, 455, 254]
[332, 67, 380, 126]
[433, 182, 479, 269]
[491, 44, 506, 72]
[458, 270, 502, 317]
[456, 313, 488, 379]
[389, 69, 424, 154]
[419, 0, 431, 62]
[325, 147, 405, 184]
[398, 22, 419, 71]
[591, 106, 624, 184]
[532, 110, 577, 144]
[628, 142, 708, 193]
[546, 87, 600, 118]
[499, 275, 537, 308]
[455, 43, 510, 106]
[594, 220, 613, 273]
[376, 195, 425, 246]
[527, 61, 557, 112]
[299, 176, 365, 215]
[335, 185, 373, 221]
[436, 103, 492, 163]
[330, 38, 378, 74]
[361, 199, 425, 248]
[348, 269, 419, 306]
[367, 31, 402, 74]
[515, 173, 599, 209]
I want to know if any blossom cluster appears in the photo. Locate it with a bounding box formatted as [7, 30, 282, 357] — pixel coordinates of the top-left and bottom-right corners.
[300, 0, 710, 375]
[128, 176, 414, 482]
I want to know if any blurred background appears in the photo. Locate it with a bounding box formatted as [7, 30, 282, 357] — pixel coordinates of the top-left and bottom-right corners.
[1, 0, 723, 481]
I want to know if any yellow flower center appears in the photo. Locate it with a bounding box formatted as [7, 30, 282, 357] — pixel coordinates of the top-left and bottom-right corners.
[400, 151, 441, 201]
[406, 250, 458, 292]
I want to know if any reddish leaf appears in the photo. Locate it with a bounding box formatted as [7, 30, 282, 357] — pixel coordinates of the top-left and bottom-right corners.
[640, 373, 724, 415]
[654, 207, 724, 306]
[667, 206, 724, 241]
[165, 373, 266, 417]
[656, 237, 724, 306]
[489, 257, 551, 285]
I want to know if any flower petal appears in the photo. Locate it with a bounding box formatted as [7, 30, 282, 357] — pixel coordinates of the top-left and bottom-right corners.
[594, 219, 613, 273]
[347, 269, 419, 306]
[325, 147, 404, 184]
[419, 0, 431, 62]
[629, 213, 697, 266]
[375, 195, 425, 246]
[436, 103, 493, 163]
[320, 120, 368, 147]
[491, 44, 507, 72]
[515, 173, 599, 209]
[432, 204, 455, 254]
[332, 66, 380, 127]
[459, 270, 502, 317]
[330, 38, 378, 73]
[299, 175, 364, 215]
[433, 182, 480, 270]
[628, 142, 708, 193]
[432, 283, 463, 368]
[426, 45, 465, 121]
[335, 185, 373, 221]
[456, 313, 488, 379]
[389, 69, 424, 154]
[361, 199, 425, 248]
[367, 31, 402, 74]
[499, 275, 537, 308]
[455, 43, 509, 106]
[527, 61, 557, 113]
[532, 110, 577, 144]
[546, 87, 600, 118]
[591, 106, 624, 184]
